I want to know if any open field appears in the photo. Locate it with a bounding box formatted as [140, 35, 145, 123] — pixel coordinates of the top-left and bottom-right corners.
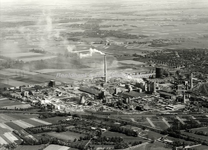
[30, 118, 51, 125]
[43, 144, 70, 150]
[3, 132, 19, 143]
[1, 52, 57, 62]
[42, 116, 68, 124]
[15, 145, 46, 150]
[141, 142, 172, 150]
[0, 114, 17, 123]
[0, 99, 23, 108]
[46, 131, 84, 141]
[0, 79, 33, 86]
[0, 123, 13, 133]
[1, 52, 43, 58]
[0, 113, 46, 133]
[1, 104, 32, 109]
[119, 60, 145, 65]
[0, 136, 8, 145]
[151, 121, 169, 130]
[19, 56, 57, 62]
[5, 114, 39, 120]
[3, 68, 38, 75]
[23, 118, 44, 126]
[5, 122, 23, 130]
[13, 120, 34, 129]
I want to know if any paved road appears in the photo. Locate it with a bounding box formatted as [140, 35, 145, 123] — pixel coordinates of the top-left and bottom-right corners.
[176, 116, 185, 125]
[146, 117, 155, 128]
[162, 117, 171, 128]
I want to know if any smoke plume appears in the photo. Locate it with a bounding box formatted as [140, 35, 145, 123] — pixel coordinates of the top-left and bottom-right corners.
[79, 48, 105, 58]
[66, 46, 105, 59]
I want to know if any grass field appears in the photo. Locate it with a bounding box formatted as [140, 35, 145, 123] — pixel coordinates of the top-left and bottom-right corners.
[23, 118, 44, 126]
[0, 113, 45, 131]
[0, 123, 13, 133]
[15, 145, 46, 150]
[46, 131, 84, 141]
[0, 114, 16, 123]
[0, 113, 39, 123]
[30, 118, 51, 125]
[2, 104, 32, 109]
[3, 132, 19, 143]
[13, 120, 34, 129]
[119, 60, 145, 65]
[1, 52, 43, 58]
[19, 56, 57, 62]
[5, 122, 23, 130]
[0, 99, 23, 108]
[152, 121, 169, 130]
[5, 114, 39, 120]
[43, 144, 70, 150]
[142, 142, 172, 150]
[42, 116, 68, 124]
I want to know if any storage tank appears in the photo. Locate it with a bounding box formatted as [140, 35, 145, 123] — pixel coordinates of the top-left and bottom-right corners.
[156, 67, 164, 78]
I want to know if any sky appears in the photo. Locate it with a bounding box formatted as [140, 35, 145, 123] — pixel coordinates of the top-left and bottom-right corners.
[1, 0, 208, 10]
[0, 0, 84, 7]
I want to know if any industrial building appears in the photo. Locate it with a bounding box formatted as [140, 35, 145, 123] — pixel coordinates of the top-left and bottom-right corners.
[158, 91, 176, 100]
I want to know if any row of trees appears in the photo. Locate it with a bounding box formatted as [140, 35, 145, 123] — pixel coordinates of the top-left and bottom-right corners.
[162, 128, 208, 146]
[39, 112, 71, 119]
[186, 130, 208, 137]
[109, 126, 138, 137]
[92, 136, 124, 145]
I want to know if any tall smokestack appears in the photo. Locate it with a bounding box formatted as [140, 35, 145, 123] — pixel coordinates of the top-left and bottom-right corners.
[190, 73, 193, 89]
[104, 55, 107, 83]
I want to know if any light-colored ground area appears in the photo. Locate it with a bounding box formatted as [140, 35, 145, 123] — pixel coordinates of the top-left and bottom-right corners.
[119, 60, 145, 65]
[146, 117, 156, 128]
[19, 56, 57, 62]
[46, 131, 84, 141]
[0, 123, 13, 132]
[43, 144, 70, 150]
[14, 145, 46, 150]
[3, 132, 19, 143]
[176, 116, 185, 125]
[0, 98, 8, 101]
[131, 142, 171, 150]
[0, 136, 8, 145]
[13, 120, 34, 129]
[162, 117, 171, 128]
[2, 104, 32, 109]
[30, 118, 51, 125]
[1, 52, 42, 58]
